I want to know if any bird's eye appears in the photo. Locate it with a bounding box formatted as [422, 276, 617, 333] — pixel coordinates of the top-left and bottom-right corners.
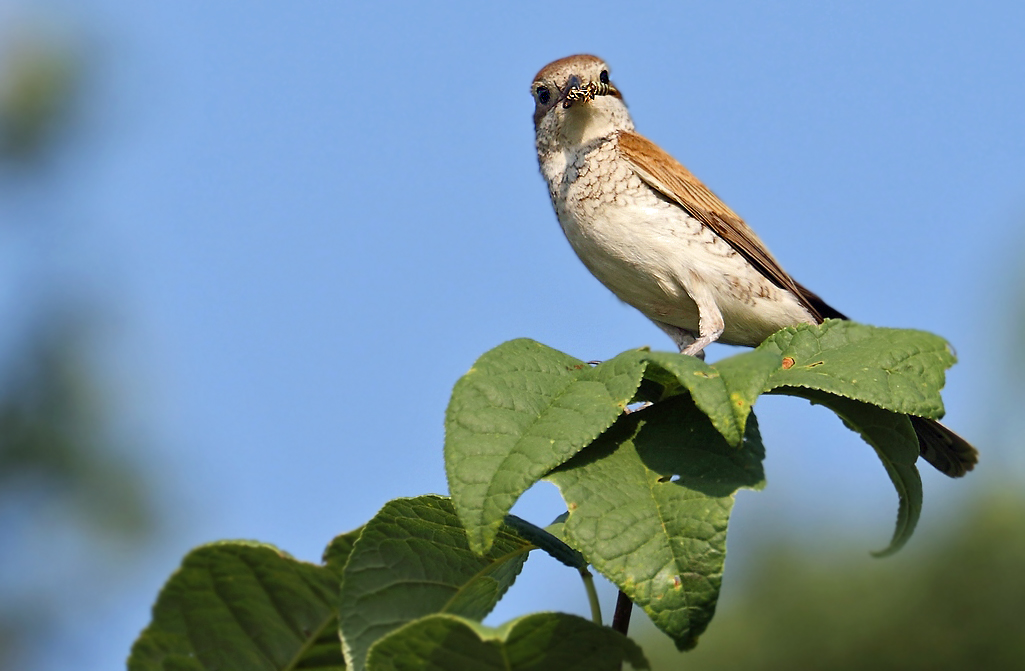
[599, 70, 609, 85]
[536, 85, 551, 105]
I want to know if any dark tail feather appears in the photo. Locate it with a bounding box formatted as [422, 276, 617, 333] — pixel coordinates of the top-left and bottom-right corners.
[788, 282, 976, 477]
[910, 416, 978, 477]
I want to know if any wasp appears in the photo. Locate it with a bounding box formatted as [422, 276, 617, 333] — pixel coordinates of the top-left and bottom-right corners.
[562, 81, 614, 108]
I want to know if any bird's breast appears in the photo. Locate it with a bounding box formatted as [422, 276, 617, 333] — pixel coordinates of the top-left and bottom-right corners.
[546, 143, 709, 323]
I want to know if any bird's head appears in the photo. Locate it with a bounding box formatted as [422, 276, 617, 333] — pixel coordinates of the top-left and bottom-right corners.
[531, 55, 634, 153]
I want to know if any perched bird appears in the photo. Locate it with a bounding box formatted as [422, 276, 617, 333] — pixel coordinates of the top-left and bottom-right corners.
[531, 54, 977, 477]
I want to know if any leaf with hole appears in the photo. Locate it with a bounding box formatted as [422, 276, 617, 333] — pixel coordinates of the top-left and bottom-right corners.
[759, 320, 955, 418]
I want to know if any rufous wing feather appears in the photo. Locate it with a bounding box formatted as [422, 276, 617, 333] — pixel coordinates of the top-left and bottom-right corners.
[618, 131, 846, 322]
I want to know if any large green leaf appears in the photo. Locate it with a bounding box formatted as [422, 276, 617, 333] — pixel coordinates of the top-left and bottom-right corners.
[546, 395, 766, 650]
[128, 541, 344, 671]
[366, 613, 649, 671]
[755, 321, 941, 553]
[759, 320, 955, 418]
[338, 495, 533, 671]
[641, 349, 780, 446]
[445, 339, 647, 553]
[779, 388, 923, 556]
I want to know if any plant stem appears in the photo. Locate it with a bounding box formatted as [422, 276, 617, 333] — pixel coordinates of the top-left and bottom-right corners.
[611, 589, 633, 635]
[580, 568, 602, 625]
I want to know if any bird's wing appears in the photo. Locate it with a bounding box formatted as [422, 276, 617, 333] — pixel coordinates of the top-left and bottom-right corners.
[618, 131, 843, 322]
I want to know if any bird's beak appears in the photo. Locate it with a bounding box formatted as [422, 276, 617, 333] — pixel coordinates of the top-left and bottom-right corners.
[559, 75, 584, 108]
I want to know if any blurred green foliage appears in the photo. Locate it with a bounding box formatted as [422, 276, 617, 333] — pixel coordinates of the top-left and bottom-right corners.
[0, 319, 151, 535]
[640, 492, 1025, 670]
[0, 32, 77, 162]
[0, 23, 154, 669]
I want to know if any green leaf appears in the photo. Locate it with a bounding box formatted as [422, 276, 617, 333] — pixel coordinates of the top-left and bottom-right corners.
[128, 541, 344, 671]
[711, 348, 782, 433]
[323, 525, 365, 576]
[638, 349, 780, 447]
[338, 495, 533, 671]
[779, 388, 923, 556]
[365, 613, 649, 671]
[759, 320, 955, 418]
[445, 339, 646, 553]
[546, 395, 766, 650]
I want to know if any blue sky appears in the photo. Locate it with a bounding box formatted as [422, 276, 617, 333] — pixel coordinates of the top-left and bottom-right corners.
[4, 1, 1025, 668]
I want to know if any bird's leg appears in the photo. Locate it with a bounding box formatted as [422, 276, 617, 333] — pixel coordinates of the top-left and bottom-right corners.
[681, 315, 724, 359]
[681, 336, 716, 359]
[679, 285, 725, 359]
[653, 321, 706, 361]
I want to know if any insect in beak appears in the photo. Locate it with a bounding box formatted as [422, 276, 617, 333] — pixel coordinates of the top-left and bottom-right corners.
[561, 75, 616, 109]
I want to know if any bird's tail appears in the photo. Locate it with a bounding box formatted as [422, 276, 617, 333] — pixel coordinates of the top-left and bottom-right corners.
[910, 416, 978, 477]
[790, 283, 975, 476]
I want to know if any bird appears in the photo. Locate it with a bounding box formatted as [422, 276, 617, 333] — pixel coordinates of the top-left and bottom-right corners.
[530, 54, 977, 477]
